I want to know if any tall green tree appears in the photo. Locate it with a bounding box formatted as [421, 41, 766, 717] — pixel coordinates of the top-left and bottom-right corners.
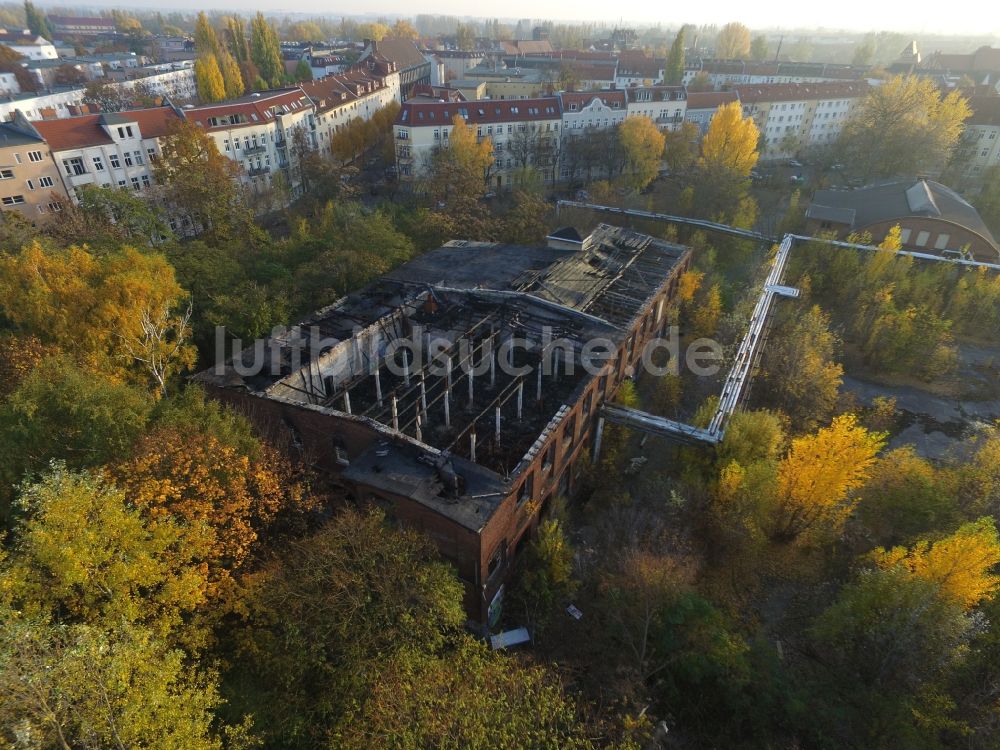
[23, 0, 50, 39]
[194, 11, 221, 57]
[250, 12, 284, 87]
[750, 34, 769, 61]
[664, 26, 686, 85]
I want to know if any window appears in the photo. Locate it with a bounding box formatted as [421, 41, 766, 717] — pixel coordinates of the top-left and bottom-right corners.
[141, 175, 150, 188]
[130, 177, 140, 191]
[124, 153, 133, 167]
[93, 156, 104, 171]
[562, 414, 576, 448]
[25, 179, 33, 190]
[27, 150, 42, 162]
[486, 542, 506, 581]
[899, 228, 912, 243]
[541, 444, 555, 472]
[2, 195, 25, 205]
[915, 230, 930, 247]
[116, 125, 134, 138]
[134, 150, 143, 165]
[146, 147, 156, 161]
[0, 169, 12, 180]
[117, 179, 126, 188]
[62, 157, 86, 176]
[935, 233, 950, 250]
[224, 138, 230, 152]
[109, 154, 120, 169]
[13, 153, 21, 164]
[47, 201, 63, 212]
[517, 473, 534, 505]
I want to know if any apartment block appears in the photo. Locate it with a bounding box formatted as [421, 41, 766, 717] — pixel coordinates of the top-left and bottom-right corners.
[0, 121, 69, 220]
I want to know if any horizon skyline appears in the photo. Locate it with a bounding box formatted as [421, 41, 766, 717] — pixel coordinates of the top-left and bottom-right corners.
[30, 0, 1000, 39]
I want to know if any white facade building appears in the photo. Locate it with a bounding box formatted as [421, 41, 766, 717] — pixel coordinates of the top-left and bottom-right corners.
[0, 30, 57, 60]
[624, 86, 687, 131]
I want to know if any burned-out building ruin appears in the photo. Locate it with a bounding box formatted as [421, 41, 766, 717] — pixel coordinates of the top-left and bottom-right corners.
[197, 224, 691, 628]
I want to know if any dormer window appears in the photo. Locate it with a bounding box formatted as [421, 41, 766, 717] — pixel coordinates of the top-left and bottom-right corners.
[116, 125, 134, 138]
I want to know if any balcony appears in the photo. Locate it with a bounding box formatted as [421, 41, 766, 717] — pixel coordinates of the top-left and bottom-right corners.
[243, 144, 267, 156]
[247, 165, 270, 177]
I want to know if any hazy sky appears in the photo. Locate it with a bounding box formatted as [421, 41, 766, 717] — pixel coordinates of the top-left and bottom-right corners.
[71, 0, 1000, 37]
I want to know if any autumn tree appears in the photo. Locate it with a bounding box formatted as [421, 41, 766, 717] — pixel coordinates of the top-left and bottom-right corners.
[219, 50, 244, 98]
[390, 18, 419, 39]
[974, 165, 1000, 236]
[421, 114, 494, 235]
[715, 22, 752, 59]
[0, 243, 195, 390]
[250, 12, 284, 87]
[837, 75, 970, 180]
[700, 100, 760, 176]
[153, 117, 251, 242]
[664, 26, 686, 85]
[47, 183, 170, 250]
[770, 414, 885, 543]
[0, 43, 39, 93]
[195, 53, 226, 102]
[619, 115, 665, 191]
[225, 15, 256, 90]
[510, 515, 578, 638]
[455, 22, 476, 51]
[871, 518, 1000, 610]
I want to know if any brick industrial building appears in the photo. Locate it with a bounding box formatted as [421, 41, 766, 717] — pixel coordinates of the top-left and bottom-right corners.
[198, 225, 691, 628]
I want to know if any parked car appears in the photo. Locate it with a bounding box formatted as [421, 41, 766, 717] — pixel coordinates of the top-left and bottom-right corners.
[789, 174, 805, 184]
[830, 163, 845, 171]
[788, 159, 803, 168]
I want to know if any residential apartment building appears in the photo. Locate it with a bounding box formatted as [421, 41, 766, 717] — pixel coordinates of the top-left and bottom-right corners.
[395, 97, 562, 190]
[0, 88, 88, 123]
[961, 96, 1000, 180]
[560, 90, 626, 133]
[735, 82, 867, 158]
[0, 29, 57, 60]
[682, 59, 867, 89]
[429, 50, 487, 84]
[184, 88, 313, 202]
[301, 60, 400, 153]
[684, 91, 739, 135]
[0, 121, 69, 220]
[28, 107, 178, 202]
[360, 38, 430, 101]
[615, 55, 666, 87]
[625, 85, 687, 131]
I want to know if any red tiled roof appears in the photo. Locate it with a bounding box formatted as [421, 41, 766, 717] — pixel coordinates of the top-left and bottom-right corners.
[398, 97, 561, 126]
[32, 106, 180, 151]
[624, 85, 685, 103]
[685, 91, 739, 109]
[33, 115, 111, 151]
[184, 88, 310, 131]
[734, 81, 868, 104]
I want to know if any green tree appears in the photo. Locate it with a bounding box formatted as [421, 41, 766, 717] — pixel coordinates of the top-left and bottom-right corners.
[250, 12, 284, 87]
[663, 120, 700, 175]
[750, 35, 769, 61]
[759, 304, 843, 428]
[194, 11, 221, 57]
[455, 22, 476, 51]
[511, 515, 578, 637]
[811, 567, 972, 747]
[837, 75, 970, 180]
[334, 639, 595, 749]
[664, 26, 686, 85]
[0, 358, 152, 517]
[235, 508, 465, 745]
[23, 0, 51, 39]
[153, 118, 252, 242]
[974, 165, 1000, 236]
[47, 183, 170, 250]
[293, 57, 312, 82]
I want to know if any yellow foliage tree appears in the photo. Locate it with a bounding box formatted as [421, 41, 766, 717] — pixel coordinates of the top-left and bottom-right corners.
[700, 101, 760, 176]
[619, 115, 665, 191]
[771, 414, 886, 542]
[715, 22, 752, 59]
[0, 243, 196, 393]
[218, 49, 244, 99]
[195, 53, 226, 103]
[872, 518, 1000, 609]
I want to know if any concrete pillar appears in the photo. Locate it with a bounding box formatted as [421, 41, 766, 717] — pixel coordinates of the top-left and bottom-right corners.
[343, 390, 352, 415]
[374, 367, 383, 407]
[470, 431, 476, 462]
[516, 379, 523, 420]
[495, 406, 501, 448]
[468, 366, 475, 408]
[391, 396, 399, 431]
[415, 412, 422, 443]
[402, 349, 410, 387]
[444, 387, 451, 427]
[419, 372, 427, 418]
[536, 365, 542, 403]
